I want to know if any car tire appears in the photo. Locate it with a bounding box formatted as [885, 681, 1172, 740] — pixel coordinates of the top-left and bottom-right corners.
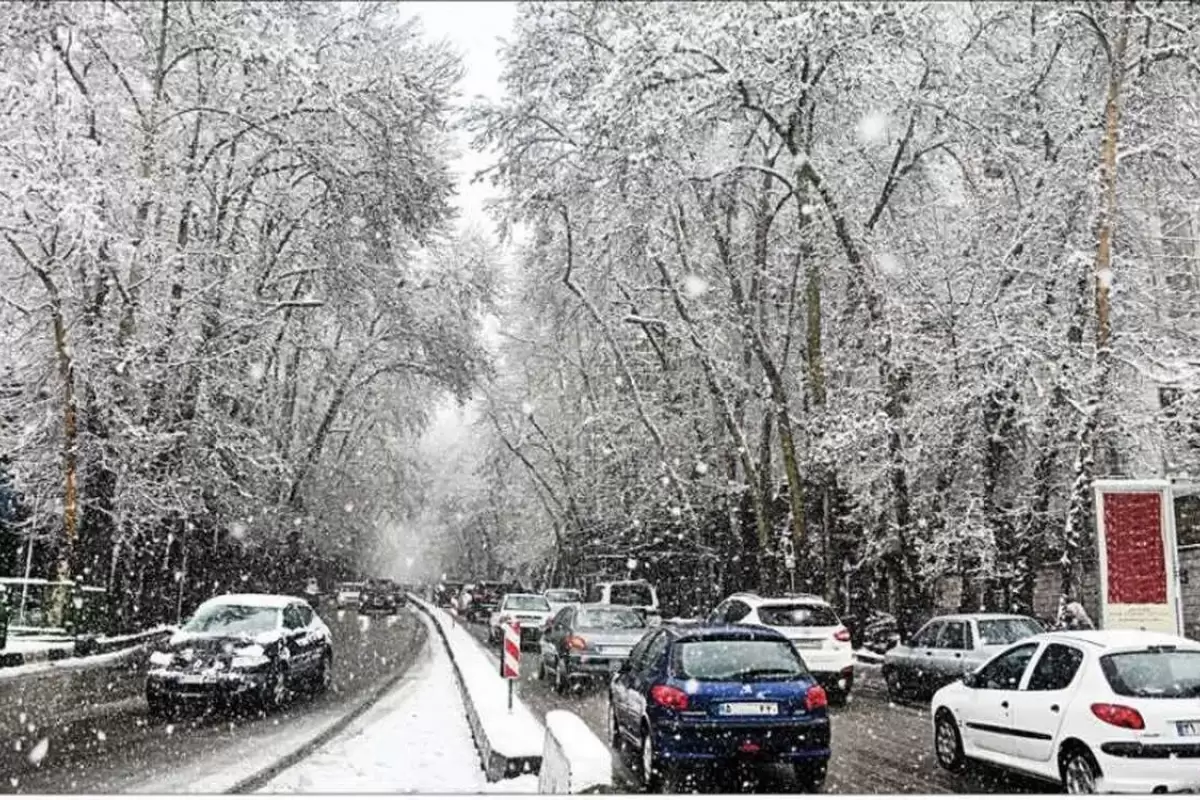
[553, 660, 568, 695]
[640, 726, 664, 792]
[264, 666, 289, 710]
[1061, 745, 1101, 794]
[828, 689, 848, 708]
[933, 709, 966, 773]
[314, 649, 333, 694]
[884, 667, 909, 702]
[607, 699, 623, 752]
[793, 759, 827, 791]
[146, 693, 169, 720]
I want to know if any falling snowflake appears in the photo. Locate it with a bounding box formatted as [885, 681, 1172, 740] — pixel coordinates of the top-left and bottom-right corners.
[1096, 267, 1113, 289]
[800, 203, 818, 216]
[95, 730, 107, 742]
[343, 502, 354, 513]
[166, 724, 175, 735]
[682, 274, 709, 299]
[228, 521, 248, 541]
[27, 737, 48, 766]
[669, 506, 682, 518]
[876, 253, 902, 277]
[695, 461, 709, 476]
[248, 362, 266, 383]
[17, 712, 26, 725]
[857, 110, 889, 145]
[520, 401, 535, 417]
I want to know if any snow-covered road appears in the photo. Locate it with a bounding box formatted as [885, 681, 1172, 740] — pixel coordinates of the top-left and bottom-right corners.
[260, 612, 537, 794]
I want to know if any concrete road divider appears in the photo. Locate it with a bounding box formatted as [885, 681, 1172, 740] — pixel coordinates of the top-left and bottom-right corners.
[406, 593, 544, 781]
[538, 710, 613, 794]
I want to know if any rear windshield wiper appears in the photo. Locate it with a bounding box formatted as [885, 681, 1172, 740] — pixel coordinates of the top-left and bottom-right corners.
[723, 668, 807, 681]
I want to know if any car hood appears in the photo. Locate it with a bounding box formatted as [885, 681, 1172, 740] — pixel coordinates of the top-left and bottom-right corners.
[169, 630, 281, 650]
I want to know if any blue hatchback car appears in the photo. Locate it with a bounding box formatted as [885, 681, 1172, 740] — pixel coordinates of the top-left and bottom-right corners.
[607, 623, 831, 791]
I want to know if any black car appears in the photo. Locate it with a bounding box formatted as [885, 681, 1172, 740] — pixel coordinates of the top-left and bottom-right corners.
[360, 578, 400, 614]
[145, 593, 333, 715]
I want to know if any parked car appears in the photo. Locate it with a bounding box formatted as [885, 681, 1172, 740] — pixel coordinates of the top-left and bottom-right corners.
[707, 592, 855, 704]
[488, 593, 553, 647]
[334, 582, 364, 610]
[145, 593, 333, 715]
[433, 580, 465, 608]
[539, 603, 648, 692]
[931, 629, 1200, 794]
[544, 587, 583, 616]
[587, 580, 661, 624]
[884, 613, 1044, 701]
[608, 622, 831, 791]
[466, 580, 515, 624]
[360, 578, 400, 615]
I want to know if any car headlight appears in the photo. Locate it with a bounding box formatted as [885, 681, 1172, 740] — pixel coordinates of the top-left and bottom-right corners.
[230, 644, 269, 670]
[148, 651, 173, 667]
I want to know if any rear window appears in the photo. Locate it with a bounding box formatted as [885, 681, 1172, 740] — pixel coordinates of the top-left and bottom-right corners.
[577, 607, 646, 629]
[976, 617, 1043, 646]
[504, 595, 551, 612]
[674, 638, 808, 682]
[1101, 650, 1200, 699]
[610, 584, 653, 607]
[545, 589, 582, 603]
[758, 603, 840, 627]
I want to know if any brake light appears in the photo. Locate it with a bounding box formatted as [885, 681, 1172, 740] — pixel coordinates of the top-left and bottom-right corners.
[566, 635, 588, 651]
[833, 628, 851, 642]
[650, 684, 689, 710]
[805, 684, 828, 711]
[1091, 703, 1145, 730]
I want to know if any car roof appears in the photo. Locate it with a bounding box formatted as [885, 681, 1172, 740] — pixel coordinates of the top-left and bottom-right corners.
[503, 593, 547, 600]
[928, 612, 1036, 623]
[576, 603, 637, 611]
[728, 592, 830, 607]
[1039, 629, 1200, 651]
[200, 593, 302, 609]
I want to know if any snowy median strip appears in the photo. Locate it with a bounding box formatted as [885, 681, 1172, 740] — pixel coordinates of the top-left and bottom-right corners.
[407, 594, 544, 781]
[538, 710, 613, 794]
[258, 611, 536, 794]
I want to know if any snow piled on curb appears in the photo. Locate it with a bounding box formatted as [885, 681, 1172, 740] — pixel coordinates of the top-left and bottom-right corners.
[260, 612, 535, 794]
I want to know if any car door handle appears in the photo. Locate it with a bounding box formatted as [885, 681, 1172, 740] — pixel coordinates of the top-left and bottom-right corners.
[1000, 701, 1009, 709]
[954, 653, 962, 658]
[1050, 704, 1060, 713]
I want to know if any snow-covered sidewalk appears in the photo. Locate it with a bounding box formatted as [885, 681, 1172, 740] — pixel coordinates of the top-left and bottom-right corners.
[259, 612, 537, 794]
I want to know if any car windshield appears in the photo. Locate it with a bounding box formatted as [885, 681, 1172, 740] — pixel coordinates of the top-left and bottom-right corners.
[504, 595, 550, 611]
[976, 618, 1043, 646]
[1101, 650, 1200, 698]
[182, 604, 279, 635]
[577, 607, 646, 629]
[609, 584, 653, 607]
[758, 603, 840, 627]
[675, 638, 808, 682]
[545, 590, 582, 603]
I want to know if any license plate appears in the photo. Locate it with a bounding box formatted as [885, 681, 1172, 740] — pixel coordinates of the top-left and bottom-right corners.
[599, 646, 630, 656]
[1177, 721, 1200, 736]
[793, 640, 823, 649]
[719, 702, 778, 716]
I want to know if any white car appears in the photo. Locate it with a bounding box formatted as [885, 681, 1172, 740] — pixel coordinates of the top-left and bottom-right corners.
[586, 580, 661, 624]
[488, 593, 553, 649]
[931, 629, 1200, 794]
[706, 592, 855, 703]
[543, 587, 582, 616]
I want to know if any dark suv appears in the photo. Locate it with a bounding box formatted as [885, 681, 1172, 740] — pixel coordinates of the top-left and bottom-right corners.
[360, 578, 400, 615]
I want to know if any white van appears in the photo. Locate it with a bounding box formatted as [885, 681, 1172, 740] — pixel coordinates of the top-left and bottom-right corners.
[586, 580, 660, 624]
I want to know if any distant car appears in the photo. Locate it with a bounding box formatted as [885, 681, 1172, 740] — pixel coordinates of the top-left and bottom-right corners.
[587, 580, 661, 624]
[334, 582, 364, 610]
[488, 593, 553, 647]
[540, 603, 648, 692]
[931, 629, 1200, 794]
[145, 593, 333, 715]
[303, 578, 321, 600]
[608, 623, 831, 791]
[543, 587, 583, 616]
[884, 613, 1045, 701]
[433, 580, 465, 608]
[360, 578, 399, 614]
[464, 581, 507, 623]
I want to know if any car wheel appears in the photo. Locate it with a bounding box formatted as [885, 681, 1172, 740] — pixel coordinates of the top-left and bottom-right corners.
[793, 759, 827, 791]
[315, 650, 333, 694]
[640, 727, 662, 791]
[553, 660, 568, 695]
[933, 709, 965, 772]
[884, 667, 908, 702]
[1061, 746, 1101, 794]
[827, 689, 848, 708]
[607, 700, 623, 752]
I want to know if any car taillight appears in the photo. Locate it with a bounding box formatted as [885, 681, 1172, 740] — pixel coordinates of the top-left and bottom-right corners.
[1091, 703, 1145, 730]
[805, 684, 828, 711]
[566, 635, 588, 651]
[650, 684, 689, 710]
[833, 628, 851, 642]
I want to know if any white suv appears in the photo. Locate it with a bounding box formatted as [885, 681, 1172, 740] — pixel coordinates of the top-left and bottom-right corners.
[707, 592, 854, 703]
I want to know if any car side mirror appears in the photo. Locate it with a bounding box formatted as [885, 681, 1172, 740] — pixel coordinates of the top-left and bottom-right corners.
[962, 671, 978, 689]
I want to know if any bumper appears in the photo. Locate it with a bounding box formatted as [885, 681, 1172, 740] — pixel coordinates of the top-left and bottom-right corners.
[146, 670, 270, 704]
[811, 666, 855, 695]
[361, 600, 398, 613]
[652, 717, 830, 763]
[565, 653, 628, 676]
[1096, 746, 1200, 793]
